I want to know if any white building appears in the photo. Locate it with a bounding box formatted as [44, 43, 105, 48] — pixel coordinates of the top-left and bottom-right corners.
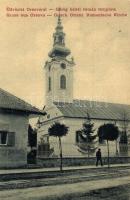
[38, 17, 130, 157]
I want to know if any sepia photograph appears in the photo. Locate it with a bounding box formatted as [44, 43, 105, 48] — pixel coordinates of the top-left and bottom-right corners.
[0, 0, 130, 199]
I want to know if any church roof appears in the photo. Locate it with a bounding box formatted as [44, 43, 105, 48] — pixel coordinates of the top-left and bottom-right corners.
[0, 88, 45, 115]
[48, 45, 71, 58]
[54, 100, 130, 121]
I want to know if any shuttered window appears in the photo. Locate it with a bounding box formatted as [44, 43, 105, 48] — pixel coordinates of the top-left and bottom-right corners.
[0, 131, 7, 145]
[7, 132, 15, 146]
[76, 131, 81, 143]
[0, 131, 15, 146]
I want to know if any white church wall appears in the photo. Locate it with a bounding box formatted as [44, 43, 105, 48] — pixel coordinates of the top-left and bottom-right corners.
[38, 115, 129, 157]
[43, 104, 63, 123]
[60, 118, 119, 157]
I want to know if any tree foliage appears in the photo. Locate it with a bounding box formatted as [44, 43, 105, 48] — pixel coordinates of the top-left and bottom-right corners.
[27, 124, 37, 164]
[97, 123, 119, 167]
[48, 122, 68, 138]
[119, 131, 128, 156]
[120, 131, 128, 144]
[48, 122, 69, 171]
[98, 123, 119, 142]
[76, 114, 97, 156]
[120, 110, 129, 133]
[28, 124, 37, 148]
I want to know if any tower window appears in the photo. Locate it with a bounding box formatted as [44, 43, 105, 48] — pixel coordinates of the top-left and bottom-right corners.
[48, 77, 51, 91]
[60, 75, 66, 89]
[59, 35, 63, 44]
[61, 63, 66, 69]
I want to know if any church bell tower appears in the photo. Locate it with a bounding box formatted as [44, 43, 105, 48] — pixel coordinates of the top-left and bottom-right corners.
[44, 17, 75, 105]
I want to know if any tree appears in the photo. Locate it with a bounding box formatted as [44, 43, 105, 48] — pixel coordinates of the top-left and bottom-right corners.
[28, 124, 37, 164]
[98, 125, 105, 144]
[120, 110, 129, 134]
[120, 131, 128, 144]
[76, 114, 97, 157]
[119, 110, 129, 156]
[28, 124, 37, 149]
[119, 131, 128, 157]
[97, 123, 119, 167]
[48, 122, 69, 171]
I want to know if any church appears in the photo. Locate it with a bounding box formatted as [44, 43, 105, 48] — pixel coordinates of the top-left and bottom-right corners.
[38, 17, 130, 157]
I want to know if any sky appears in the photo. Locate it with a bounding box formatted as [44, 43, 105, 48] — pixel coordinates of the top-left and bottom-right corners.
[0, 0, 130, 109]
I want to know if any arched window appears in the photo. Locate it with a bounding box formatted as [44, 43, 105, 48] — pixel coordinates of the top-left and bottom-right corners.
[48, 77, 51, 91]
[60, 75, 66, 89]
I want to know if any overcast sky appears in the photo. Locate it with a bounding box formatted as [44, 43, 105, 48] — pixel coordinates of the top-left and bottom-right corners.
[0, 0, 130, 109]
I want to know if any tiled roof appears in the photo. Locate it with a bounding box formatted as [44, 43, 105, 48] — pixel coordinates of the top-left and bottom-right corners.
[54, 99, 130, 121]
[0, 88, 44, 115]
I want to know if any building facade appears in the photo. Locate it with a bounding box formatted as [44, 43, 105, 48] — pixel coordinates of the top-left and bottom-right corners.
[0, 88, 44, 168]
[38, 17, 130, 157]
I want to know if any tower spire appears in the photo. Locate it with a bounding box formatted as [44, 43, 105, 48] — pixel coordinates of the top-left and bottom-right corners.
[48, 17, 71, 58]
[57, 15, 62, 27]
[56, 16, 63, 32]
[45, 17, 74, 105]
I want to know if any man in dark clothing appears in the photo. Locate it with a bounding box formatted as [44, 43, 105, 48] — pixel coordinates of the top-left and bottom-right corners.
[96, 148, 103, 166]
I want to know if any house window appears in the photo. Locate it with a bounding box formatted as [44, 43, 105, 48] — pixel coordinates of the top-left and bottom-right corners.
[48, 77, 51, 91]
[75, 131, 81, 143]
[0, 131, 15, 146]
[0, 131, 7, 145]
[60, 75, 66, 89]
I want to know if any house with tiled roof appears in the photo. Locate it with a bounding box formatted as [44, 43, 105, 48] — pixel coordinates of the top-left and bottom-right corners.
[0, 88, 45, 168]
[38, 17, 130, 157]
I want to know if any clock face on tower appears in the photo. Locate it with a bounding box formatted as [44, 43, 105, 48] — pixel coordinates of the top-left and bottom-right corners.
[60, 63, 66, 69]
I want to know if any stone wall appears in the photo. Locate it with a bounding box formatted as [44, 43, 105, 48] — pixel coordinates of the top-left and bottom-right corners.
[37, 156, 130, 168]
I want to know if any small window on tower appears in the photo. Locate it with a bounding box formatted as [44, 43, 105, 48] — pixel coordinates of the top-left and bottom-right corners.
[61, 63, 66, 69]
[48, 77, 51, 91]
[60, 75, 66, 89]
[59, 35, 63, 44]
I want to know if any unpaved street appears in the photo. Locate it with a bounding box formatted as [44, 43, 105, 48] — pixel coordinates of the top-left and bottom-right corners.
[0, 167, 130, 200]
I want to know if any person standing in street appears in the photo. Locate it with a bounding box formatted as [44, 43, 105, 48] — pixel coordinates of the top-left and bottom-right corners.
[96, 148, 103, 166]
